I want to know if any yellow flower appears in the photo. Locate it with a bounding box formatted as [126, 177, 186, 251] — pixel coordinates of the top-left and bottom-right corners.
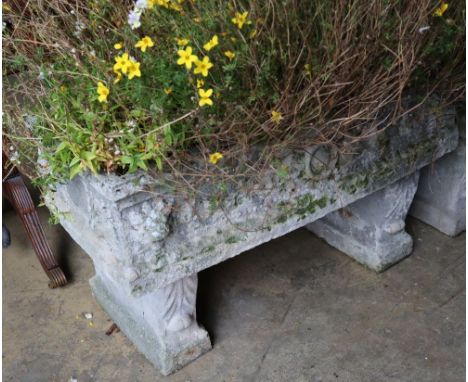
[164, 88, 173, 95]
[177, 46, 198, 69]
[97, 82, 109, 103]
[114, 71, 122, 84]
[196, 79, 205, 88]
[155, 0, 169, 7]
[209, 152, 223, 164]
[203, 35, 219, 51]
[224, 50, 235, 61]
[232, 11, 249, 29]
[60, 85, 66, 92]
[170, 2, 182, 11]
[114, 53, 131, 74]
[433, 2, 448, 16]
[194, 56, 213, 77]
[127, 59, 141, 79]
[194, 16, 201, 23]
[176, 38, 190, 47]
[114, 42, 123, 50]
[199, 88, 213, 107]
[135, 36, 154, 52]
[271, 110, 283, 124]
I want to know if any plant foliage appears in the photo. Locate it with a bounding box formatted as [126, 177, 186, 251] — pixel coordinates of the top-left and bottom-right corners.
[2, 0, 465, 193]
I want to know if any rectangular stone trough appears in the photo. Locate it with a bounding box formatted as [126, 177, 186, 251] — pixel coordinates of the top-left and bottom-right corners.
[46, 103, 459, 375]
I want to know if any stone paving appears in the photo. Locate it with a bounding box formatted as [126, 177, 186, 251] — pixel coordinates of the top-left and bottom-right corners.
[3, 206, 465, 382]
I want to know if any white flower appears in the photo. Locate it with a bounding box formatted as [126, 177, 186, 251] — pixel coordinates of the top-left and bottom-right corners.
[76, 20, 85, 30]
[38, 71, 46, 80]
[37, 148, 51, 174]
[135, 0, 149, 10]
[10, 151, 20, 162]
[128, 9, 142, 29]
[37, 158, 49, 168]
[126, 120, 137, 128]
[418, 26, 430, 34]
[74, 19, 85, 37]
[24, 114, 37, 129]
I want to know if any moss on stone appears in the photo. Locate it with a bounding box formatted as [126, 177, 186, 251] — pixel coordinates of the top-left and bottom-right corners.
[294, 194, 329, 219]
[201, 245, 216, 254]
[276, 194, 329, 222]
[225, 235, 241, 244]
[339, 136, 439, 195]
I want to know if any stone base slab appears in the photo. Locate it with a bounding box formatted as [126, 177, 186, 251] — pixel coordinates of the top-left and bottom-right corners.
[90, 275, 211, 376]
[307, 173, 419, 272]
[308, 220, 413, 272]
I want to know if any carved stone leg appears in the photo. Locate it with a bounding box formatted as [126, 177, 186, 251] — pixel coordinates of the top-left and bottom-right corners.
[410, 137, 465, 236]
[307, 172, 420, 272]
[90, 273, 211, 376]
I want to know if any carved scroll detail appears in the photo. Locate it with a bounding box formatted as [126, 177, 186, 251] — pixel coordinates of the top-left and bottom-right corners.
[161, 275, 197, 332]
[383, 172, 420, 234]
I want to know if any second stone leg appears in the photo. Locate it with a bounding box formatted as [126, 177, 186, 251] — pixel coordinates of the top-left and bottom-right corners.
[307, 172, 420, 272]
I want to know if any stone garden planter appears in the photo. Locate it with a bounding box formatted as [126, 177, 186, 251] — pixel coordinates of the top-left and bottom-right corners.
[46, 103, 459, 375]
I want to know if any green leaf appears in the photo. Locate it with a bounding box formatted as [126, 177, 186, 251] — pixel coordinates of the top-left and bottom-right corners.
[81, 151, 96, 161]
[137, 159, 148, 171]
[55, 141, 70, 153]
[69, 163, 82, 179]
[140, 152, 152, 160]
[70, 156, 81, 167]
[146, 137, 154, 151]
[121, 156, 133, 164]
[164, 126, 173, 146]
[155, 156, 163, 171]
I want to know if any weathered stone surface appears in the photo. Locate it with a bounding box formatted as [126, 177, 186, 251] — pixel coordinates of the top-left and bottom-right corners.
[410, 125, 465, 237]
[45, 103, 459, 374]
[47, 105, 458, 294]
[90, 274, 211, 376]
[307, 172, 420, 272]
